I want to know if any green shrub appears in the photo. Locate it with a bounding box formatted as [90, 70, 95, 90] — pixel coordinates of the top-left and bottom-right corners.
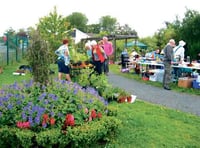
[0, 116, 121, 147]
[0, 79, 121, 147]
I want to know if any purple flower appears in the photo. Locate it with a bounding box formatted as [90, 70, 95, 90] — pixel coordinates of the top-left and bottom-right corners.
[16, 100, 21, 105]
[22, 112, 27, 120]
[28, 116, 33, 126]
[7, 104, 13, 110]
[38, 92, 47, 101]
[48, 93, 58, 101]
[34, 116, 41, 125]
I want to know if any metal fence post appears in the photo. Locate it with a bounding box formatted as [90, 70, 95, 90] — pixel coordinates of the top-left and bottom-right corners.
[6, 33, 9, 65]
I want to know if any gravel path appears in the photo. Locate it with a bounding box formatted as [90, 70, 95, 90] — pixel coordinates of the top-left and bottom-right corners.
[108, 72, 200, 116]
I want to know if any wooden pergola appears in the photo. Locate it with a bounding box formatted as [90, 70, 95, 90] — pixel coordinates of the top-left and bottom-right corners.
[81, 34, 138, 61]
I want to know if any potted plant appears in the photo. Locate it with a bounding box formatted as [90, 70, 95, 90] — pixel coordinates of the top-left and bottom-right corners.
[117, 88, 131, 103]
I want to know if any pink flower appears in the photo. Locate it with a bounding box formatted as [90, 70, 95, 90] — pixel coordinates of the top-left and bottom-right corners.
[85, 108, 89, 114]
[16, 121, 30, 129]
[88, 116, 92, 122]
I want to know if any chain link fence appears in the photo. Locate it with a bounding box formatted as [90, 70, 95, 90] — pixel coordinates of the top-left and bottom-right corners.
[0, 34, 28, 66]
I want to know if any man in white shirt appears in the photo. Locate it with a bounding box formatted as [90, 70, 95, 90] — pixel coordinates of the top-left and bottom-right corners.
[173, 40, 186, 63]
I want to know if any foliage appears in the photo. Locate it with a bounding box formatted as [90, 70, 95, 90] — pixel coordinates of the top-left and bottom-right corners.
[179, 9, 200, 60]
[72, 68, 131, 103]
[70, 46, 88, 62]
[87, 23, 101, 34]
[104, 101, 200, 147]
[37, 6, 70, 59]
[27, 31, 51, 85]
[0, 77, 122, 147]
[0, 79, 109, 129]
[99, 15, 117, 34]
[115, 24, 137, 36]
[66, 12, 88, 32]
[0, 116, 121, 147]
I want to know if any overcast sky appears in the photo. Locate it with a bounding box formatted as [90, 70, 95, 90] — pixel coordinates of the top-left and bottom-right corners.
[0, 0, 199, 37]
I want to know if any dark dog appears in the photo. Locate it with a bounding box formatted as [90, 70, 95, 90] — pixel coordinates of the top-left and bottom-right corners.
[19, 65, 32, 72]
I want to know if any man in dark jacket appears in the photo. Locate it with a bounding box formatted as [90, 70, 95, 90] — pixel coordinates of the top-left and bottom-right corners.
[163, 39, 176, 90]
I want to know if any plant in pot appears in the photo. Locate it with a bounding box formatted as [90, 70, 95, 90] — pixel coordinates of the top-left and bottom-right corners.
[101, 86, 119, 102]
[117, 89, 131, 103]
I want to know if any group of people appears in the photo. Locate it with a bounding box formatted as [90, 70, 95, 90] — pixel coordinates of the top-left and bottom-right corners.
[162, 39, 186, 90]
[55, 36, 114, 81]
[84, 36, 114, 75]
[54, 36, 188, 91]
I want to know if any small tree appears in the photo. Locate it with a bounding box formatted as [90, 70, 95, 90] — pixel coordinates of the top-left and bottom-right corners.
[27, 31, 51, 85]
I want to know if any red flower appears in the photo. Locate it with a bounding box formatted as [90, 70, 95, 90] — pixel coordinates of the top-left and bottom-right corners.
[49, 117, 55, 125]
[91, 109, 97, 119]
[97, 112, 102, 118]
[43, 114, 49, 122]
[65, 114, 75, 126]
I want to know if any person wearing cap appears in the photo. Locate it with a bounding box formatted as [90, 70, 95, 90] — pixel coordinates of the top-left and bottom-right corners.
[173, 40, 186, 63]
[55, 39, 71, 81]
[163, 39, 176, 90]
[102, 36, 114, 75]
[90, 40, 106, 75]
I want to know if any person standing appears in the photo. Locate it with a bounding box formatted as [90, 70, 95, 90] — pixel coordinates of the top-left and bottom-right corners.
[85, 41, 93, 63]
[90, 40, 106, 75]
[163, 39, 176, 90]
[173, 40, 186, 63]
[55, 39, 71, 81]
[102, 36, 114, 75]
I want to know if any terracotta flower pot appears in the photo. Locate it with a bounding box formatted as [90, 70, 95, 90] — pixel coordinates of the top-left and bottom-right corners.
[118, 96, 126, 103]
[127, 96, 132, 103]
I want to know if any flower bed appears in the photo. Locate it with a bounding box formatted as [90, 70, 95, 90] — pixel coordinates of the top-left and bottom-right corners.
[0, 79, 121, 147]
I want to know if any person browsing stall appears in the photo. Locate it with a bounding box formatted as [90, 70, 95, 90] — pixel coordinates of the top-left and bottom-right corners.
[90, 40, 106, 75]
[163, 39, 176, 90]
[173, 40, 186, 63]
[55, 39, 71, 81]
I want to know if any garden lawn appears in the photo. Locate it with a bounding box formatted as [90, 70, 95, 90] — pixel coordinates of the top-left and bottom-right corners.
[104, 101, 200, 148]
[0, 62, 31, 87]
[0, 62, 58, 88]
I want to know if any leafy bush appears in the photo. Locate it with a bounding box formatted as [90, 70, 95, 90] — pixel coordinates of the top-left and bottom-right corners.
[0, 79, 121, 147]
[0, 116, 121, 147]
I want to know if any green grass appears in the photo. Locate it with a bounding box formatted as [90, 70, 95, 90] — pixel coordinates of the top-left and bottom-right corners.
[0, 61, 58, 88]
[105, 101, 200, 147]
[0, 62, 31, 87]
[1, 62, 200, 147]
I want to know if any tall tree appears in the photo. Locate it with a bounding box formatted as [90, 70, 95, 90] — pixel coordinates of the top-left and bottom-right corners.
[179, 9, 200, 60]
[66, 12, 88, 32]
[99, 15, 117, 34]
[86, 24, 101, 34]
[115, 24, 137, 35]
[37, 6, 70, 57]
